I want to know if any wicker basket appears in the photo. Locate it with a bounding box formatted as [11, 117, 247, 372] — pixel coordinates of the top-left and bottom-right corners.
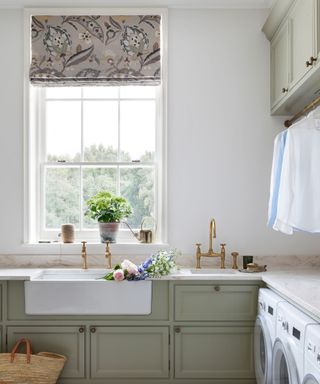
[0, 338, 67, 384]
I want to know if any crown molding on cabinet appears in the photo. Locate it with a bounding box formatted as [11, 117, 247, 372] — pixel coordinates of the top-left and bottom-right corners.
[262, 0, 294, 40]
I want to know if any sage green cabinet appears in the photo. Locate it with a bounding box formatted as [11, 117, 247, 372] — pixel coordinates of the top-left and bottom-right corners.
[271, 21, 289, 106]
[288, 0, 317, 88]
[7, 326, 85, 379]
[174, 326, 255, 379]
[265, 0, 320, 114]
[174, 284, 258, 321]
[90, 326, 169, 379]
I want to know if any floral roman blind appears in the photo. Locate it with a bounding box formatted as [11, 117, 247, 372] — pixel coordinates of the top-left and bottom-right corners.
[30, 15, 161, 86]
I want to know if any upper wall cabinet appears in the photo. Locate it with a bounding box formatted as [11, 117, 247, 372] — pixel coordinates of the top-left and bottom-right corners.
[264, 0, 320, 115]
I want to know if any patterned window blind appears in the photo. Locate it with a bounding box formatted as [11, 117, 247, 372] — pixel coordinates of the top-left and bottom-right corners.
[30, 15, 161, 86]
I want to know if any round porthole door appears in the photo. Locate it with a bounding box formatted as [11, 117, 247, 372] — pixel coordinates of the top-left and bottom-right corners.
[272, 339, 300, 384]
[254, 316, 273, 384]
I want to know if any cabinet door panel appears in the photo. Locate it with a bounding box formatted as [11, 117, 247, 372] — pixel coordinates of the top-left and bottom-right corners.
[174, 284, 258, 321]
[7, 326, 85, 378]
[174, 326, 254, 379]
[289, 0, 316, 87]
[91, 326, 169, 378]
[271, 21, 289, 106]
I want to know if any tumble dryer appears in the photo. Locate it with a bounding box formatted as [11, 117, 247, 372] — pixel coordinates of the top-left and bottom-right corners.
[254, 288, 286, 384]
[272, 302, 317, 384]
[303, 324, 320, 384]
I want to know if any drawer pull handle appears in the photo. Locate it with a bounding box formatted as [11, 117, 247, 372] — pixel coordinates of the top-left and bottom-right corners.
[214, 286, 220, 292]
[90, 327, 96, 333]
[175, 327, 181, 334]
[282, 87, 288, 93]
[78, 327, 85, 333]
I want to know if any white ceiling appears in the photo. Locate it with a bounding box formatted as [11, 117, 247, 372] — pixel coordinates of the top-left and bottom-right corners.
[0, 0, 274, 9]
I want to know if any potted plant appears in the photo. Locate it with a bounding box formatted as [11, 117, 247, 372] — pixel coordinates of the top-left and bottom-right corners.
[86, 191, 132, 243]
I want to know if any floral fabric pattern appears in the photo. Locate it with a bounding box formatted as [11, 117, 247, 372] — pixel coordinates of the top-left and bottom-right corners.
[30, 15, 161, 86]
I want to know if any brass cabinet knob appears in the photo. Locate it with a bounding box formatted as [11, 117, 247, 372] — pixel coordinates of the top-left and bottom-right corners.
[214, 285, 220, 292]
[90, 327, 96, 333]
[306, 56, 317, 67]
[78, 327, 85, 333]
[174, 327, 181, 333]
[282, 87, 288, 93]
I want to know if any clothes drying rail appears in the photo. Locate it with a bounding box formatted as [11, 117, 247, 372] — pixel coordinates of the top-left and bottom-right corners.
[284, 95, 320, 128]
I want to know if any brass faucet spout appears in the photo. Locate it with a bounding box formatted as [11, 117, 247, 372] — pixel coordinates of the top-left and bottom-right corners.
[208, 218, 216, 253]
[196, 219, 225, 269]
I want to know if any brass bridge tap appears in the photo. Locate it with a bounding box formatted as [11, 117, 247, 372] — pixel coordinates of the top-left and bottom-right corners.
[81, 241, 88, 270]
[196, 218, 226, 269]
[105, 241, 112, 269]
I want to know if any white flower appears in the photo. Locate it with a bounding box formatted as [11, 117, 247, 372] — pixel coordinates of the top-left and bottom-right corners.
[121, 259, 138, 275]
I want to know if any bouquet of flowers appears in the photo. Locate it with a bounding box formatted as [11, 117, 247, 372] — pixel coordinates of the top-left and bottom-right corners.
[103, 249, 179, 281]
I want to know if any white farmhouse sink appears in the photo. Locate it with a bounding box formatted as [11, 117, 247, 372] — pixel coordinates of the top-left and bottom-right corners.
[25, 269, 152, 315]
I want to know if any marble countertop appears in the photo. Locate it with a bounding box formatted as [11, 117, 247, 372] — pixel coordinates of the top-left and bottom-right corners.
[0, 267, 319, 320]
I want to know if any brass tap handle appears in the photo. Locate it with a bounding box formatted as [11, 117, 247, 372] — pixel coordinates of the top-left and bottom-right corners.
[81, 241, 88, 270]
[231, 252, 239, 270]
[196, 243, 202, 269]
[105, 241, 112, 269]
[220, 243, 226, 269]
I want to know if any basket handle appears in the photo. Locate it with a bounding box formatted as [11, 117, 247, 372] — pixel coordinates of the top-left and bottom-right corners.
[10, 338, 32, 364]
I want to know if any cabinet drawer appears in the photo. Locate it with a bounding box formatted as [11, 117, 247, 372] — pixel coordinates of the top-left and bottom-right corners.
[174, 284, 258, 321]
[174, 326, 254, 379]
[7, 326, 85, 378]
[91, 326, 169, 379]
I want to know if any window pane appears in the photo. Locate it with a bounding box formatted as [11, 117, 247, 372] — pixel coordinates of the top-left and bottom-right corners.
[120, 101, 155, 161]
[82, 167, 117, 228]
[83, 87, 119, 99]
[46, 87, 81, 99]
[120, 86, 156, 99]
[120, 167, 155, 228]
[46, 101, 81, 162]
[83, 101, 118, 162]
[45, 167, 80, 229]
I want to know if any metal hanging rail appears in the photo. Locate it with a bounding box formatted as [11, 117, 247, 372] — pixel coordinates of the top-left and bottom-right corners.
[284, 95, 320, 128]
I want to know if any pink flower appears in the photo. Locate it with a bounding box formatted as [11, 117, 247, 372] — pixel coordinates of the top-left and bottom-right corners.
[113, 269, 125, 281]
[121, 259, 138, 275]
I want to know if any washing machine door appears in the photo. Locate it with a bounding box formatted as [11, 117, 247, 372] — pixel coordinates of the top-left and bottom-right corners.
[254, 315, 273, 384]
[272, 339, 300, 384]
[302, 375, 320, 384]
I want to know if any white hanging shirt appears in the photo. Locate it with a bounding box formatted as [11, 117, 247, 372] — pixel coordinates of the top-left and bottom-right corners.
[273, 113, 320, 234]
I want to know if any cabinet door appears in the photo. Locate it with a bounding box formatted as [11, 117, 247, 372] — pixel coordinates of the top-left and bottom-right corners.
[289, 0, 317, 88]
[174, 284, 258, 321]
[271, 21, 289, 106]
[174, 326, 254, 379]
[90, 326, 169, 378]
[7, 326, 85, 378]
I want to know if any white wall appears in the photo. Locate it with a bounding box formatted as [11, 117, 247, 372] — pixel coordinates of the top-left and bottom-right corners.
[0, 8, 319, 257]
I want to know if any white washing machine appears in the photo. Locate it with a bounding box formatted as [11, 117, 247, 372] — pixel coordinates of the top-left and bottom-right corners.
[303, 325, 320, 384]
[254, 288, 286, 384]
[272, 302, 317, 384]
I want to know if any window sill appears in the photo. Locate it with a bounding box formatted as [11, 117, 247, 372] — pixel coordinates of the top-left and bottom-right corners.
[16, 242, 169, 256]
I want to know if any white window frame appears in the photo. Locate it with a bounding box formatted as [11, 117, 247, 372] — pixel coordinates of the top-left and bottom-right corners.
[23, 8, 168, 247]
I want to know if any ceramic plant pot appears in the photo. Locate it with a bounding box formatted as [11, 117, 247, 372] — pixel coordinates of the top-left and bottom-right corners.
[98, 222, 120, 243]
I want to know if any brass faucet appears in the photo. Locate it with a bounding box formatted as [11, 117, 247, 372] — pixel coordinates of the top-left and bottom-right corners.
[81, 241, 88, 270]
[105, 241, 112, 269]
[196, 218, 226, 269]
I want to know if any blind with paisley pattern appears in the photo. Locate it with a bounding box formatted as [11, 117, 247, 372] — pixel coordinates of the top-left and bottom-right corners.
[30, 15, 161, 86]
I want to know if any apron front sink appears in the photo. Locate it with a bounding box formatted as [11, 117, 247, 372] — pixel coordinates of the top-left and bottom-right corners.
[24, 269, 152, 315]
